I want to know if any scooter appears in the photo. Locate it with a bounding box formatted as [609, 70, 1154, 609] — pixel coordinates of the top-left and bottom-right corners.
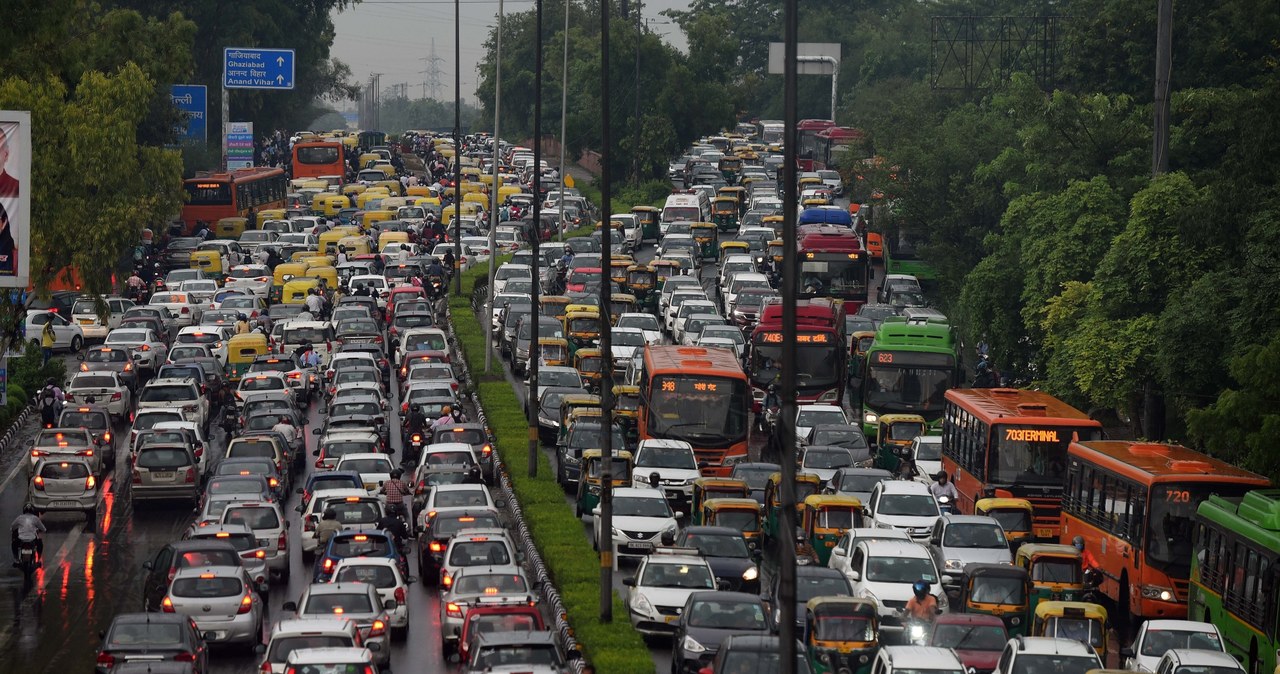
[15, 538, 40, 579]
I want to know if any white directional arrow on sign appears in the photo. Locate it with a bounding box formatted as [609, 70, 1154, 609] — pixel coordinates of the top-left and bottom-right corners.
[277, 75, 285, 84]
[277, 56, 285, 66]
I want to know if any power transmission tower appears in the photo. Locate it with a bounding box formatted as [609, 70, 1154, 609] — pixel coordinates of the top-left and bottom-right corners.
[421, 40, 446, 101]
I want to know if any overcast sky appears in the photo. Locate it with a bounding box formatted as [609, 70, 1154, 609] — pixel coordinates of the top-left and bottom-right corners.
[329, 0, 689, 112]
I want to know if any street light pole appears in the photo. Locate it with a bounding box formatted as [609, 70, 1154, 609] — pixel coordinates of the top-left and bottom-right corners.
[598, 0, 614, 623]
[779, 0, 800, 668]
[527, 0, 544, 479]
[557, 0, 569, 241]
[454, 0, 463, 297]
[486, 0, 504, 374]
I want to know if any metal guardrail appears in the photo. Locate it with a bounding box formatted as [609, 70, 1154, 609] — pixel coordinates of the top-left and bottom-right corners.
[442, 298, 587, 673]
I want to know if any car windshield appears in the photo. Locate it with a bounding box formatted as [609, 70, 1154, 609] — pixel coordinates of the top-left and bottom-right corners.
[36, 430, 89, 447]
[796, 575, 851, 601]
[943, 523, 1006, 548]
[803, 449, 854, 469]
[87, 349, 129, 363]
[330, 535, 392, 557]
[172, 575, 242, 598]
[433, 489, 487, 508]
[683, 533, 750, 558]
[797, 409, 847, 427]
[836, 473, 888, 494]
[339, 458, 393, 474]
[455, 573, 527, 594]
[331, 401, 381, 417]
[878, 493, 939, 517]
[618, 315, 659, 331]
[915, 439, 942, 461]
[449, 541, 511, 567]
[436, 514, 501, 538]
[1141, 629, 1224, 656]
[612, 495, 671, 518]
[328, 501, 381, 525]
[1011, 655, 1099, 674]
[733, 466, 778, 490]
[267, 635, 353, 662]
[303, 592, 374, 615]
[813, 614, 875, 642]
[140, 385, 195, 402]
[1030, 557, 1081, 584]
[815, 428, 867, 450]
[636, 446, 696, 469]
[137, 447, 192, 470]
[107, 622, 187, 648]
[641, 562, 714, 589]
[865, 555, 937, 584]
[474, 644, 562, 669]
[192, 533, 258, 553]
[206, 478, 265, 498]
[688, 600, 767, 629]
[334, 564, 398, 588]
[60, 411, 107, 429]
[223, 506, 281, 530]
[930, 623, 1007, 651]
[106, 330, 149, 344]
[39, 461, 90, 479]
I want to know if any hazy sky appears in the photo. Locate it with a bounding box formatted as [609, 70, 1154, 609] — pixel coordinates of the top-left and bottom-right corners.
[329, 0, 689, 111]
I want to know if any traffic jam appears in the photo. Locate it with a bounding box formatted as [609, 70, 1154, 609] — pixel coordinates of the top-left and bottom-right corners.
[0, 123, 1264, 674]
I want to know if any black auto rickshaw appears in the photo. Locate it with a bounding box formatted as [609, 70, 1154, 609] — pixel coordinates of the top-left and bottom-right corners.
[960, 563, 1031, 637]
[804, 597, 878, 674]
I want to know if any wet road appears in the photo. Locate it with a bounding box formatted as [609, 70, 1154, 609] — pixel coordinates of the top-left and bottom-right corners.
[0, 365, 452, 673]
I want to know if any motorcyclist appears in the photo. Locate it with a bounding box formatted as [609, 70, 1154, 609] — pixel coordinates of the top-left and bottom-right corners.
[11, 504, 45, 567]
[126, 269, 147, 300]
[36, 378, 62, 428]
[425, 258, 447, 282]
[904, 579, 939, 622]
[431, 405, 466, 430]
[972, 360, 999, 388]
[405, 404, 429, 448]
[234, 313, 251, 335]
[314, 508, 343, 551]
[442, 249, 456, 273]
[929, 471, 958, 503]
[380, 468, 412, 521]
[304, 287, 326, 318]
[271, 415, 299, 453]
[757, 384, 780, 430]
[1073, 535, 1101, 576]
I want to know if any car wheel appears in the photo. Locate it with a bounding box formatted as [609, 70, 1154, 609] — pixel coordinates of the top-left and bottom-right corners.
[70, 335, 83, 352]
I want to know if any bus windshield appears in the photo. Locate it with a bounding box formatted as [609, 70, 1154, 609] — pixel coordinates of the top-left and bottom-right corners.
[296, 145, 340, 164]
[185, 182, 230, 205]
[799, 256, 866, 297]
[864, 352, 954, 414]
[751, 334, 842, 392]
[990, 425, 1101, 487]
[1148, 482, 1255, 572]
[647, 375, 749, 447]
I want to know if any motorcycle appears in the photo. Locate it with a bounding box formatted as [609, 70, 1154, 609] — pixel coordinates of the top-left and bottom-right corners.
[901, 616, 932, 647]
[15, 538, 40, 578]
[936, 494, 955, 515]
[220, 406, 239, 437]
[406, 432, 425, 464]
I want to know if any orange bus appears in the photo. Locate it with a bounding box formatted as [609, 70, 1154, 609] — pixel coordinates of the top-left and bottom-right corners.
[940, 388, 1103, 540]
[1061, 440, 1268, 622]
[292, 141, 347, 184]
[180, 167, 288, 235]
[639, 345, 750, 476]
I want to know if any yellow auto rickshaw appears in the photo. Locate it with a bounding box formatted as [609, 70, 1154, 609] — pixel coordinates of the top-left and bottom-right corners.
[711, 197, 739, 232]
[612, 384, 640, 443]
[361, 210, 395, 230]
[270, 263, 307, 303]
[768, 239, 785, 265]
[189, 250, 224, 283]
[214, 217, 249, 240]
[342, 183, 367, 198]
[319, 227, 359, 255]
[463, 192, 489, 206]
[282, 278, 321, 304]
[357, 152, 381, 168]
[691, 478, 750, 524]
[313, 194, 352, 217]
[256, 209, 286, 227]
[804, 597, 878, 674]
[976, 498, 1036, 550]
[762, 214, 785, 235]
[702, 498, 763, 551]
[691, 222, 719, 260]
[632, 205, 661, 243]
[406, 185, 433, 198]
[873, 414, 927, 474]
[576, 449, 633, 519]
[797, 494, 863, 566]
[304, 265, 339, 292]
[961, 563, 1032, 637]
[536, 337, 570, 368]
[718, 156, 742, 183]
[355, 190, 386, 210]
[573, 347, 603, 393]
[1015, 543, 1086, 614]
[555, 398, 602, 446]
[337, 235, 371, 256]
[652, 260, 682, 290]
[1033, 601, 1108, 659]
[225, 333, 269, 382]
[378, 231, 410, 251]
[799, 176, 823, 190]
[851, 331, 876, 360]
[564, 308, 602, 349]
[763, 472, 823, 543]
[372, 179, 402, 196]
[719, 240, 750, 258]
[608, 294, 636, 325]
[497, 185, 524, 205]
[539, 296, 571, 322]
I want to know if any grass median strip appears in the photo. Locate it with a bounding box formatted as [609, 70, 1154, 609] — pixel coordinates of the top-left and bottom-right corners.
[447, 236, 654, 673]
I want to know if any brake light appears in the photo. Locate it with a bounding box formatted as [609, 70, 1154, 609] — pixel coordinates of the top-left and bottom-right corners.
[394, 587, 406, 603]
[85, 475, 95, 490]
[161, 596, 175, 612]
[441, 572, 453, 588]
[184, 467, 196, 484]
[175, 651, 197, 663]
[123, 362, 132, 371]
[110, 392, 122, 401]
[429, 541, 444, 553]
[140, 344, 151, 351]
[132, 469, 142, 484]
[95, 653, 115, 668]
[411, 434, 421, 443]
[30, 449, 45, 458]
[33, 476, 44, 490]
[79, 363, 88, 372]
[64, 393, 75, 402]
[237, 594, 254, 614]
[76, 449, 94, 457]
[269, 477, 279, 488]
[315, 458, 326, 468]
[369, 619, 387, 637]
[446, 602, 462, 618]
[181, 307, 189, 314]
[277, 531, 287, 552]
[103, 432, 112, 443]
[304, 517, 316, 532]
[481, 444, 492, 457]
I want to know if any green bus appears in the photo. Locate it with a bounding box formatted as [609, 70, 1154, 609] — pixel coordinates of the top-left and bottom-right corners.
[857, 317, 958, 438]
[884, 225, 938, 281]
[1191, 489, 1280, 674]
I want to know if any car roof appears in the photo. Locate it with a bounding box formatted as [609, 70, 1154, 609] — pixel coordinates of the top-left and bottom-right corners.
[942, 515, 1002, 526]
[612, 487, 667, 499]
[171, 564, 244, 579]
[1164, 650, 1242, 667]
[858, 540, 932, 558]
[474, 630, 558, 648]
[270, 617, 357, 636]
[879, 646, 963, 667]
[878, 480, 931, 494]
[284, 647, 374, 665]
[1014, 636, 1098, 656]
[305, 581, 377, 596]
[1144, 619, 1220, 632]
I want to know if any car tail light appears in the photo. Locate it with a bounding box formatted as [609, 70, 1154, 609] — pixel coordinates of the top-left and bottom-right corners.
[429, 541, 444, 553]
[277, 531, 287, 552]
[85, 475, 96, 490]
[132, 469, 142, 484]
[394, 587, 406, 603]
[184, 467, 196, 484]
[175, 651, 197, 663]
[181, 307, 190, 314]
[304, 518, 316, 532]
[369, 619, 387, 637]
[374, 335, 383, 343]
[76, 449, 94, 457]
[95, 653, 115, 668]
[103, 431, 112, 443]
[315, 458, 326, 468]
[110, 392, 122, 401]
[441, 572, 453, 588]
[161, 596, 175, 612]
[33, 476, 44, 490]
[481, 444, 492, 457]
[123, 362, 132, 371]
[79, 363, 88, 372]
[400, 402, 408, 414]
[30, 449, 45, 458]
[64, 393, 75, 402]
[140, 344, 151, 351]
[260, 660, 273, 674]
[237, 594, 254, 614]
[446, 602, 462, 618]
[322, 558, 334, 571]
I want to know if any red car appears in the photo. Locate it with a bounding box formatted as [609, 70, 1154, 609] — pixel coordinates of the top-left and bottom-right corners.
[928, 613, 1007, 673]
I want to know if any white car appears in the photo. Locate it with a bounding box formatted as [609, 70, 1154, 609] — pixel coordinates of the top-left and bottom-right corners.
[218, 295, 268, 319]
[178, 279, 219, 305]
[69, 296, 134, 342]
[176, 326, 230, 365]
[104, 327, 168, 373]
[911, 436, 943, 486]
[625, 549, 717, 636]
[64, 371, 131, 418]
[415, 483, 495, 531]
[864, 480, 942, 541]
[335, 453, 396, 495]
[846, 539, 948, 629]
[828, 527, 910, 580]
[329, 557, 412, 638]
[697, 325, 745, 358]
[432, 243, 474, 272]
[630, 439, 701, 506]
[1122, 620, 1226, 672]
[349, 275, 390, 308]
[592, 487, 682, 559]
[149, 291, 200, 327]
[460, 237, 492, 264]
[795, 404, 850, 441]
[493, 264, 532, 295]
[136, 377, 208, 429]
[610, 327, 649, 369]
[616, 312, 662, 345]
[27, 310, 84, 352]
[489, 292, 531, 332]
[154, 420, 211, 477]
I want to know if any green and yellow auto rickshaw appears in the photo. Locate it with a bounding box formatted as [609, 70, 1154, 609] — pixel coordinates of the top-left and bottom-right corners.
[804, 597, 878, 674]
[626, 265, 658, 313]
[632, 205, 661, 243]
[652, 260, 682, 292]
[613, 384, 640, 445]
[564, 307, 602, 351]
[556, 398, 602, 446]
[711, 197, 740, 232]
[763, 472, 823, 544]
[576, 449, 633, 518]
[691, 478, 750, 525]
[1015, 543, 1086, 614]
[976, 498, 1036, 550]
[608, 294, 636, 325]
[797, 494, 864, 566]
[718, 156, 742, 184]
[873, 414, 927, 474]
[719, 240, 750, 259]
[536, 337, 570, 368]
[701, 498, 763, 551]
[768, 239, 785, 267]
[574, 347, 603, 393]
[691, 222, 719, 261]
[960, 563, 1031, 637]
[540, 295, 572, 322]
[1033, 601, 1109, 660]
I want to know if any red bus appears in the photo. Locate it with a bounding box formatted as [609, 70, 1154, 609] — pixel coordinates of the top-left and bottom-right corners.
[747, 299, 846, 408]
[292, 141, 347, 184]
[796, 119, 836, 171]
[180, 167, 288, 235]
[1062, 441, 1268, 621]
[640, 345, 750, 476]
[812, 126, 865, 171]
[796, 224, 869, 311]
[940, 388, 1103, 540]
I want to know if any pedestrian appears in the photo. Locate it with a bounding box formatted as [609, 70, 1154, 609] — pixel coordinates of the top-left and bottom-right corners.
[40, 319, 55, 364]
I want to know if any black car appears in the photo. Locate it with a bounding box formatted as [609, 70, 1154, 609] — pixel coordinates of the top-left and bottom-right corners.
[729, 462, 781, 505]
[765, 565, 855, 632]
[535, 386, 589, 445]
[671, 591, 772, 674]
[803, 424, 871, 458]
[95, 612, 208, 674]
[140, 540, 245, 612]
[675, 526, 761, 594]
[703, 635, 812, 674]
[431, 422, 493, 484]
[416, 508, 502, 583]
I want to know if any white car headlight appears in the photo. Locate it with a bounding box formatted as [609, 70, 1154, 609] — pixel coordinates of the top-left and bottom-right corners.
[681, 635, 705, 654]
[631, 591, 654, 616]
[944, 559, 964, 572]
[742, 566, 759, 582]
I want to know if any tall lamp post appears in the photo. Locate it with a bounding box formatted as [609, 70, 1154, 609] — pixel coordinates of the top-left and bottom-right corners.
[485, 0, 504, 374]
[779, 0, 800, 668]
[597, 0, 614, 623]
[527, 0, 544, 478]
[453, 0, 463, 297]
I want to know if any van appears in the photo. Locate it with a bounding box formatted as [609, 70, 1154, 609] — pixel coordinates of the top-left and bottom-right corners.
[660, 193, 710, 235]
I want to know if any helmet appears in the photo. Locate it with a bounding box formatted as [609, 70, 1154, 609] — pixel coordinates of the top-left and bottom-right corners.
[390, 468, 403, 479]
[22, 503, 35, 515]
[1072, 535, 1085, 552]
[767, 384, 777, 393]
[303, 341, 313, 349]
[45, 378, 55, 387]
[238, 313, 248, 321]
[323, 508, 337, 520]
[975, 360, 990, 373]
[912, 580, 930, 599]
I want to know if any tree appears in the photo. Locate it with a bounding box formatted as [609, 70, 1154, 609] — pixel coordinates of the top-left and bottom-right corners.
[1188, 335, 1280, 481]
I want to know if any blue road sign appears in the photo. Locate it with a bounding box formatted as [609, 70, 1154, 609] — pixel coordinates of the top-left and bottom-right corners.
[223, 48, 296, 90]
[170, 85, 207, 143]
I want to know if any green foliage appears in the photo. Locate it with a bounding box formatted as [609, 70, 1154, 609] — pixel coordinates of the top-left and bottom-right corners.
[1188, 335, 1280, 480]
[379, 96, 483, 136]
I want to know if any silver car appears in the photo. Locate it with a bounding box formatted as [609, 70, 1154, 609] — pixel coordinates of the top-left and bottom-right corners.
[220, 501, 290, 578]
[28, 457, 98, 523]
[187, 523, 270, 592]
[283, 582, 392, 666]
[132, 443, 200, 505]
[163, 565, 264, 648]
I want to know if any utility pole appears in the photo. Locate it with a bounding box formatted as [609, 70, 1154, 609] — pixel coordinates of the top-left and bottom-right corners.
[557, 0, 569, 242]
[598, 0, 615, 623]
[633, 8, 641, 182]
[527, 0, 544, 479]
[486, 0, 503, 375]
[1152, 0, 1172, 176]
[779, 0, 800, 667]
[453, 0, 463, 297]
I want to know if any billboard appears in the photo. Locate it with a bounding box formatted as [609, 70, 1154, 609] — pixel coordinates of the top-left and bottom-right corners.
[226, 121, 254, 169]
[0, 112, 31, 288]
[170, 85, 207, 143]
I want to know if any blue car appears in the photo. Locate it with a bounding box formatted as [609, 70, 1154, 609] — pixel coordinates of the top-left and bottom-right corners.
[314, 528, 405, 582]
[299, 470, 364, 503]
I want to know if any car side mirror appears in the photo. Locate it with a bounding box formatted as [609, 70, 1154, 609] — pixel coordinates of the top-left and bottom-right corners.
[312, 448, 321, 456]
[832, 547, 846, 557]
[254, 643, 266, 655]
[848, 570, 860, 582]
[367, 642, 382, 652]
[383, 599, 397, 611]
[282, 601, 298, 612]
[77, 353, 85, 361]
[622, 577, 635, 587]
[1120, 647, 1135, 658]
[591, 507, 601, 516]
[142, 561, 154, 571]
[295, 504, 305, 513]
